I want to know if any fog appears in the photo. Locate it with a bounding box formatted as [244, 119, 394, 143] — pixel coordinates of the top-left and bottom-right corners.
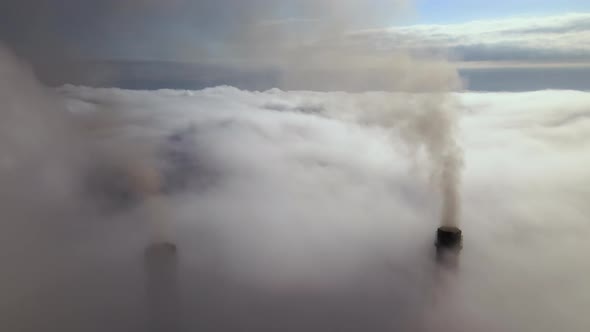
[0, 39, 589, 330]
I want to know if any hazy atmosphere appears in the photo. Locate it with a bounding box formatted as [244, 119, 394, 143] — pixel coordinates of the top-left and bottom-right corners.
[1, 1, 589, 331]
[3, 0, 590, 90]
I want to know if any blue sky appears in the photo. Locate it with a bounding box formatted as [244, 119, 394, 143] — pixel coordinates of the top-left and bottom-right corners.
[415, 0, 590, 24]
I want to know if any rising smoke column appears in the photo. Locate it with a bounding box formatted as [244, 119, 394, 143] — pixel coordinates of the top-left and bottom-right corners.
[277, 1, 464, 227]
[251, 1, 465, 227]
[362, 88, 464, 227]
[404, 93, 463, 227]
[249, 0, 463, 226]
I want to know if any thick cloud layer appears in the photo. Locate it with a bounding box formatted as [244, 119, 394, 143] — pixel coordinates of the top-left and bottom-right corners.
[1, 43, 590, 331]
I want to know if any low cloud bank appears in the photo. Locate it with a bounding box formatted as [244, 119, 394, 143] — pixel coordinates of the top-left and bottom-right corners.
[1, 47, 590, 330]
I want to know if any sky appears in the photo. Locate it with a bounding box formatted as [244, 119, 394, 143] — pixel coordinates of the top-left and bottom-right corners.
[1, 0, 590, 90]
[415, 0, 590, 23]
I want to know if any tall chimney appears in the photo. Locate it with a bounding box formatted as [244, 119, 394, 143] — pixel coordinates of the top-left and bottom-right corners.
[436, 226, 462, 251]
[144, 243, 180, 332]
